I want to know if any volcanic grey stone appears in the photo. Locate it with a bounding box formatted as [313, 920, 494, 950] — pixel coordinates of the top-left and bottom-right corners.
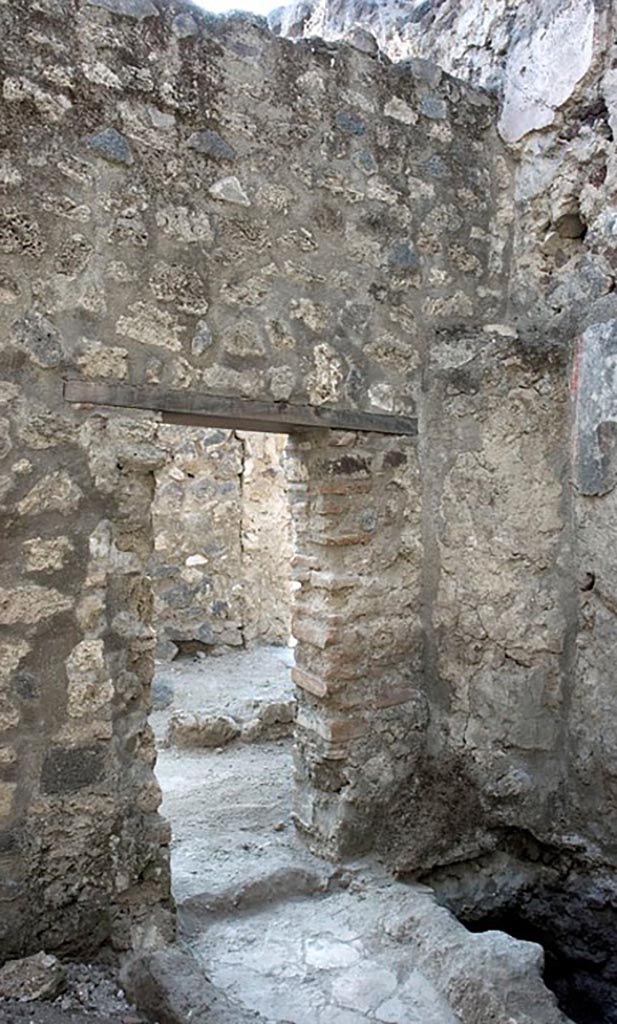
[420, 95, 448, 120]
[389, 241, 420, 270]
[13, 312, 64, 368]
[41, 745, 105, 794]
[192, 320, 214, 356]
[187, 130, 236, 162]
[407, 57, 443, 88]
[335, 111, 366, 135]
[86, 127, 134, 166]
[352, 149, 378, 174]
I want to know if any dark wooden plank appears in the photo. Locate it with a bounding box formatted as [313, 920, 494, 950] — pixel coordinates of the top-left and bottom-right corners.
[63, 380, 418, 437]
[162, 411, 290, 434]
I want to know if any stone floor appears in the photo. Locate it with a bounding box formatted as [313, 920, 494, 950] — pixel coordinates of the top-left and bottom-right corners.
[189, 876, 460, 1024]
[153, 647, 570, 1024]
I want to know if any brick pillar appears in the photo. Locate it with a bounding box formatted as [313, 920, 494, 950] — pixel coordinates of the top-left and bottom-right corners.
[285, 430, 424, 858]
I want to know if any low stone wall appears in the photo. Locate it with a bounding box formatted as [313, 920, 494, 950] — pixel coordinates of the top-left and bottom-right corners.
[150, 429, 291, 659]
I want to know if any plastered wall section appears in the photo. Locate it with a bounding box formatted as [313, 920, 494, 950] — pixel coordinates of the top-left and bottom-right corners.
[0, 0, 508, 954]
[390, 0, 617, 868]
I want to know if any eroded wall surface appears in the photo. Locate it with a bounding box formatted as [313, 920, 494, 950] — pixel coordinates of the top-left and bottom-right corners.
[0, 0, 507, 954]
[151, 428, 291, 659]
[279, 0, 617, 878]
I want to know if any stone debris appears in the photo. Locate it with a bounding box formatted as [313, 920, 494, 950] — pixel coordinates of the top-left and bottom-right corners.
[168, 712, 241, 749]
[53, 962, 137, 1017]
[0, 959, 147, 1024]
[0, 953, 66, 1002]
[151, 646, 297, 751]
[241, 699, 297, 743]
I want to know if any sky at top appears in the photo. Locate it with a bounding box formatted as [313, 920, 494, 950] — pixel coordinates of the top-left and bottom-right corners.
[194, 0, 276, 13]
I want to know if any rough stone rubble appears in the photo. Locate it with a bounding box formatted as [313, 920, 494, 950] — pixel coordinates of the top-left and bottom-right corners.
[1, 0, 617, 1020]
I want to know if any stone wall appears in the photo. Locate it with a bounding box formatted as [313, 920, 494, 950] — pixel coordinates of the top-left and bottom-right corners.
[278, 0, 617, 876]
[9, 0, 617, 964]
[151, 428, 291, 660]
[0, 0, 508, 956]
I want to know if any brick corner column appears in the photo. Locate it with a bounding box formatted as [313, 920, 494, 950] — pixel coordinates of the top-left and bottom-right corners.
[285, 429, 424, 859]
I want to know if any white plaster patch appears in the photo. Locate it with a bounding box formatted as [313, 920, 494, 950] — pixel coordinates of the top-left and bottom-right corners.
[499, 0, 595, 143]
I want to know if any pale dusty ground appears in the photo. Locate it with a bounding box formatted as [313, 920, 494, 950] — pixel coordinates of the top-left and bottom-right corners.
[154, 648, 567, 1024]
[154, 644, 324, 904]
[157, 738, 310, 903]
[151, 644, 295, 744]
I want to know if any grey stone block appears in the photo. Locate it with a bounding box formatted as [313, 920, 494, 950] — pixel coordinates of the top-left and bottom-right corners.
[40, 746, 105, 795]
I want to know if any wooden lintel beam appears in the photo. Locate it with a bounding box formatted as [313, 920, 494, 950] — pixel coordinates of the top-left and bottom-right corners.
[63, 381, 418, 438]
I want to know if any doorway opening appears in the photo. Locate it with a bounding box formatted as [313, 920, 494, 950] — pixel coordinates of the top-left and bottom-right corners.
[149, 426, 299, 905]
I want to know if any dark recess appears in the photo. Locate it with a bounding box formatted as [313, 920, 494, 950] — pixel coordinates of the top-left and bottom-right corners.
[462, 888, 617, 1024]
